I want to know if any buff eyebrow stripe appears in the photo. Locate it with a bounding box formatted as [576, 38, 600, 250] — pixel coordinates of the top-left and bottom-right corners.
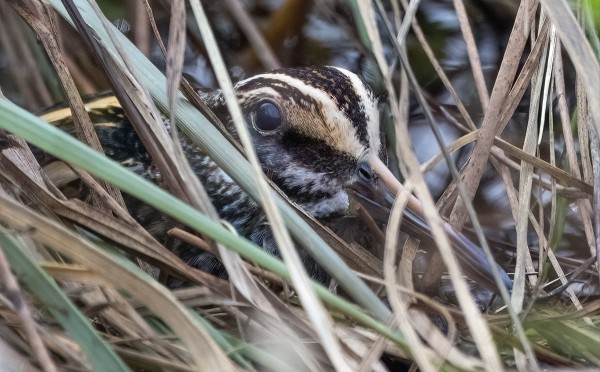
[236, 73, 370, 147]
[275, 67, 370, 146]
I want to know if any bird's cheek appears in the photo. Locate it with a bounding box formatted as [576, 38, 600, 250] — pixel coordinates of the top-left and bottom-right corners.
[304, 190, 351, 219]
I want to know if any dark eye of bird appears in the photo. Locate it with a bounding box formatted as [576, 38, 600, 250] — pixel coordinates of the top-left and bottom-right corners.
[254, 100, 282, 132]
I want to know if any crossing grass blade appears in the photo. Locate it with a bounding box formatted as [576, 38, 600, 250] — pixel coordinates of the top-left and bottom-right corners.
[0, 86, 408, 355]
[45, 0, 392, 323]
[0, 230, 130, 372]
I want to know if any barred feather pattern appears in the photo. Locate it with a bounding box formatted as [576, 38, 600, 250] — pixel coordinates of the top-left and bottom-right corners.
[40, 66, 382, 282]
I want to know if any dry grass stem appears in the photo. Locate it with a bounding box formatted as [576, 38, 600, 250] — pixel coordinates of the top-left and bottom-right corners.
[0, 0, 598, 369]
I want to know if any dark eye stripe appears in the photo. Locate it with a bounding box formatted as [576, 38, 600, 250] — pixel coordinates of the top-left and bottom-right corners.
[236, 67, 371, 147]
[273, 67, 370, 147]
[279, 129, 356, 172]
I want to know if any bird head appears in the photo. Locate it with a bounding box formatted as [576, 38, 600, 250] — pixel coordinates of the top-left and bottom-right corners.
[202, 66, 511, 292]
[204, 66, 391, 221]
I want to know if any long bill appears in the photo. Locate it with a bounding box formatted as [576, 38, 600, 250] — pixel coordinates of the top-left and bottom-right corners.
[350, 154, 512, 293]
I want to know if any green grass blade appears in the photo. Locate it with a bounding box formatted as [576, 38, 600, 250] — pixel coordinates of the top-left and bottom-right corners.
[0, 230, 130, 372]
[45, 0, 392, 322]
[0, 89, 406, 351]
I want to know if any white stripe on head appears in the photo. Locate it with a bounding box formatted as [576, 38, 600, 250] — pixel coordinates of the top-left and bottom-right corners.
[237, 71, 370, 158]
[332, 67, 381, 155]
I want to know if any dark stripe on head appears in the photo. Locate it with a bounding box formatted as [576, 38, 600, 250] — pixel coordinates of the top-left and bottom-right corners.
[235, 67, 372, 148]
[235, 77, 322, 113]
[271, 67, 370, 147]
[278, 129, 358, 174]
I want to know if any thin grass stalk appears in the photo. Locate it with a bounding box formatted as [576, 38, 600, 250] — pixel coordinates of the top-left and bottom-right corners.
[448, 0, 539, 228]
[0, 229, 129, 371]
[540, 0, 600, 133]
[187, 1, 351, 369]
[395, 0, 478, 131]
[353, 0, 506, 369]
[384, 178, 439, 371]
[537, 26, 558, 144]
[0, 238, 58, 372]
[222, 0, 280, 70]
[381, 0, 526, 315]
[554, 47, 597, 261]
[452, 0, 490, 110]
[0, 97, 410, 355]
[0, 193, 235, 371]
[590, 121, 600, 288]
[47, 0, 395, 324]
[512, 20, 548, 369]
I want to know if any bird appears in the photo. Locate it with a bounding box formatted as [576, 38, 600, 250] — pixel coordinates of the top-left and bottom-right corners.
[40, 66, 511, 290]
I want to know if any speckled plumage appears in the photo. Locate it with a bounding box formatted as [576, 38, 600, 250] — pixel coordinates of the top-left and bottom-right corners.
[41, 66, 383, 281]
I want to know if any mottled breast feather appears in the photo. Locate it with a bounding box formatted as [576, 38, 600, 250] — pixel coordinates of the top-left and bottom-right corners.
[40, 66, 382, 283]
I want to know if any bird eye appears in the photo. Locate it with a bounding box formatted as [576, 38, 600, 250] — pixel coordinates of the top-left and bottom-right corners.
[253, 100, 282, 132]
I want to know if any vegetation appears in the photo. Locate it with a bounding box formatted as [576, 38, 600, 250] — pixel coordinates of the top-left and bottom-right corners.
[0, 0, 598, 370]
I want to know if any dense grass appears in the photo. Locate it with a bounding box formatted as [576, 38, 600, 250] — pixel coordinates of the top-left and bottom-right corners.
[0, 0, 598, 370]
